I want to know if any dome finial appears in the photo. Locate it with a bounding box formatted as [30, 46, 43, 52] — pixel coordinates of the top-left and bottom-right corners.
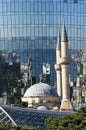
[39, 74, 43, 83]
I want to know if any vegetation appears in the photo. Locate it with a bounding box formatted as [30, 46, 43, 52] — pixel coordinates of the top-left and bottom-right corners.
[0, 125, 42, 130]
[14, 100, 28, 108]
[45, 106, 86, 130]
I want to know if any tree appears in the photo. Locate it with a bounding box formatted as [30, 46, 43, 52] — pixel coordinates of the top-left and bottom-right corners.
[45, 106, 86, 130]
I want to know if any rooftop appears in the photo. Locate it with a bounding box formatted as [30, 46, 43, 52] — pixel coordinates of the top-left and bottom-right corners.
[24, 82, 58, 97]
[0, 105, 75, 128]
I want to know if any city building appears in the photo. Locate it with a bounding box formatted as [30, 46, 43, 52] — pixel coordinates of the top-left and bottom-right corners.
[0, 1, 85, 128]
[0, 0, 85, 108]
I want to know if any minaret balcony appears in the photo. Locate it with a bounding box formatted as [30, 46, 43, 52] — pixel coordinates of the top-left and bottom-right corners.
[60, 57, 70, 65]
[54, 64, 61, 70]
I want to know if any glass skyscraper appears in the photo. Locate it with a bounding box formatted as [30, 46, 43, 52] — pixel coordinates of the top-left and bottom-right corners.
[0, 0, 85, 87]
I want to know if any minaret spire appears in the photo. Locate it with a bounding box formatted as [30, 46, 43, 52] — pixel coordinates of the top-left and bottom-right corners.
[60, 21, 73, 111]
[54, 29, 62, 97]
[61, 20, 68, 42]
[56, 29, 61, 50]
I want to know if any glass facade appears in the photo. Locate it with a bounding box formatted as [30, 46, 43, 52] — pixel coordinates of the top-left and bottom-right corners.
[0, 0, 85, 87]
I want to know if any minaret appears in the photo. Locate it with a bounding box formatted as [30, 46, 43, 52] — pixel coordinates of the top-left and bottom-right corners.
[60, 22, 73, 111]
[54, 30, 62, 97]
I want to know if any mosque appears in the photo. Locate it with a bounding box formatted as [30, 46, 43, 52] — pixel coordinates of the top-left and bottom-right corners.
[0, 22, 75, 129]
[21, 22, 73, 111]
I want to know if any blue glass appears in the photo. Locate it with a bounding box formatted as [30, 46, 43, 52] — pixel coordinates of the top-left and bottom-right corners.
[10, 3, 14, 12]
[42, 26, 46, 36]
[0, 3, 2, 12]
[38, 14, 42, 24]
[41, 2, 46, 12]
[49, 15, 54, 24]
[46, 15, 49, 25]
[0, 0, 85, 86]
[74, 0, 78, 3]
[18, 2, 23, 12]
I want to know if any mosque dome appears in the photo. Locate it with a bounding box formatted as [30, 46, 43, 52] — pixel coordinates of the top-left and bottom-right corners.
[24, 82, 58, 97]
[53, 106, 59, 111]
[37, 106, 49, 111]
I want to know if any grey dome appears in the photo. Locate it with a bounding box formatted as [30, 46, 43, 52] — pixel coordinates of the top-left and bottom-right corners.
[37, 106, 49, 111]
[24, 82, 58, 97]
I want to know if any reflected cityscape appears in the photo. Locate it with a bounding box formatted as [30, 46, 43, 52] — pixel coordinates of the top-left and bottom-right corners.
[0, 0, 85, 127]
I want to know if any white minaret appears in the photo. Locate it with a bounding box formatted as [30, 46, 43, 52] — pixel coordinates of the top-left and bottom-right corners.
[54, 30, 62, 97]
[60, 22, 73, 111]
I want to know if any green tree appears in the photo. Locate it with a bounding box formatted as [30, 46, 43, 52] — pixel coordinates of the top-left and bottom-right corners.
[14, 100, 28, 107]
[45, 106, 86, 130]
[45, 117, 59, 130]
